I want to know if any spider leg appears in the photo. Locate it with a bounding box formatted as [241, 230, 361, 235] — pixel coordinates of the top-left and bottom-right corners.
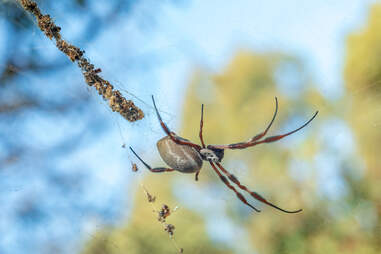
[152, 95, 201, 150]
[195, 170, 201, 181]
[129, 147, 175, 173]
[216, 163, 302, 213]
[196, 104, 206, 182]
[199, 104, 206, 148]
[210, 111, 319, 150]
[248, 97, 278, 143]
[209, 161, 260, 212]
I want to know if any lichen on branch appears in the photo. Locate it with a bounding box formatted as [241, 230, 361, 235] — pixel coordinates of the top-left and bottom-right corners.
[18, 0, 144, 122]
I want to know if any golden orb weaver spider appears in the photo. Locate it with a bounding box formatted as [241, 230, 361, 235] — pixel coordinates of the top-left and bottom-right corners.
[130, 96, 318, 213]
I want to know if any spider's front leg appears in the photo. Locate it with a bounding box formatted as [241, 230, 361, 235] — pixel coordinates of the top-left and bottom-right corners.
[151, 95, 201, 151]
[195, 103, 206, 182]
[130, 147, 175, 173]
[209, 98, 318, 150]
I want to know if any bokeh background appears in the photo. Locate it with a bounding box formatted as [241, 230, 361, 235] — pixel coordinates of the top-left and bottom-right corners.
[1, 0, 381, 253]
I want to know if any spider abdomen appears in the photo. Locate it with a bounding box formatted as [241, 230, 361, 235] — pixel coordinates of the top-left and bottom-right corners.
[157, 136, 203, 173]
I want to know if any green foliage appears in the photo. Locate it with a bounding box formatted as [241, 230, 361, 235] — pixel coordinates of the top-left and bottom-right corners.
[344, 4, 381, 182]
[342, 5, 381, 252]
[345, 5, 381, 93]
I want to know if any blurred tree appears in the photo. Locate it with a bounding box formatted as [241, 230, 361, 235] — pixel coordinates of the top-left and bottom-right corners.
[253, 4, 381, 253]
[344, 4, 381, 191]
[344, 3, 381, 250]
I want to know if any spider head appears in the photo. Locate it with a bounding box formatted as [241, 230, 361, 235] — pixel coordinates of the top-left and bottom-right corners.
[200, 146, 224, 162]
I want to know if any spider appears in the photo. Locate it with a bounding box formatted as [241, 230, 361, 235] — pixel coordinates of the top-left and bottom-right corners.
[130, 96, 318, 213]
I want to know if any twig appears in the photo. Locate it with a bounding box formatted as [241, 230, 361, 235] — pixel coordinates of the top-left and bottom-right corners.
[17, 0, 144, 122]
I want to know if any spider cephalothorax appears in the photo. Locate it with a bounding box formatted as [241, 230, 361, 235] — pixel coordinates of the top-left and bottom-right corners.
[130, 96, 318, 213]
[200, 146, 224, 162]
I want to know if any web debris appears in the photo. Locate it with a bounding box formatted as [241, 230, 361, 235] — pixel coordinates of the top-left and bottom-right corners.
[141, 184, 184, 253]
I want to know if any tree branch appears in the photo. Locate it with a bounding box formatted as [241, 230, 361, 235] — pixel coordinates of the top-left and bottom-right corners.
[17, 0, 144, 122]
